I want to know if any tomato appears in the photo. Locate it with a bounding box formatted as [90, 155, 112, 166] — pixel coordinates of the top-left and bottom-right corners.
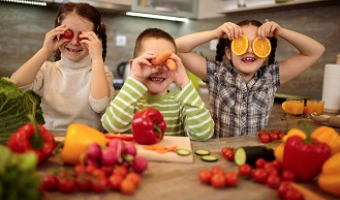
[258, 130, 267, 137]
[211, 173, 226, 189]
[278, 132, 285, 140]
[284, 188, 304, 200]
[101, 165, 114, 177]
[108, 174, 124, 191]
[259, 133, 270, 143]
[224, 172, 238, 187]
[198, 169, 212, 185]
[221, 147, 234, 161]
[272, 160, 283, 172]
[113, 165, 129, 178]
[238, 163, 252, 178]
[42, 174, 58, 191]
[74, 164, 87, 176]
[269, 133, 279, 142]
[63, 29, 74, 40]
[210, 166, 224, 176]
[76, 175, 92, 191]
[58, 177, 77, 193]
[85, 165, 98, 175]
[277, 181, 293, 198]
[253, 168, 268, 183]
[265, 166, 279, 177]
[91, 176, 109, 193]
[120, 179, 136, 195]
[78, 32, 85, 42]
[266, 174, 281, 189]
[125, 172, 141, 188]
[255, 158, 267, 169]
[92, 168, 106, 179]
[281, 169, 296, 182]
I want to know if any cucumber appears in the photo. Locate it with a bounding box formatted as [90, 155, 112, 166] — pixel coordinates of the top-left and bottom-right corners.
[234, 146, 275, 166]
[201, 155, 218, 162]
[176, 149, 191, 156]
[194, 149, 210, 156]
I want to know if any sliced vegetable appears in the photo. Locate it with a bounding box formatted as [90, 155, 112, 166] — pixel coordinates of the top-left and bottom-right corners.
[194, 149, 210, 156]
[234, 146, 275, 166]
[201, 155, 218, 162]
[176, 149, 191, 156]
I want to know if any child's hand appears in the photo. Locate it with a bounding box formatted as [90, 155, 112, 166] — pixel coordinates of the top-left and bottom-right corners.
[214, 22, 243, 41]
[257, 21, 282, 39]
[79, 31, 102, 61]
[166, 54, 190, 88]
[130, 51, 156, 82]
[42, 25, 68, 54]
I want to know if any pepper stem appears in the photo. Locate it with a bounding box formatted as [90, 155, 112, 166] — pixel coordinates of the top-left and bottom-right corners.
[28, 114, 45, 149]
[153, 122, 163, 138]
[298, 120, 312, 143]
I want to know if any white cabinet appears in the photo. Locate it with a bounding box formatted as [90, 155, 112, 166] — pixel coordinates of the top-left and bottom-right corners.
[131, 0, 224, 19]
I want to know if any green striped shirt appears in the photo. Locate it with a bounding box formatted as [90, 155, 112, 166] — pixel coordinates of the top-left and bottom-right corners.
[101, 77, 214, 141]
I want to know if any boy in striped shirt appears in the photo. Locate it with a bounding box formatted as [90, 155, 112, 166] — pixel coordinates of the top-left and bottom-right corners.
[101, 28, 214, 141]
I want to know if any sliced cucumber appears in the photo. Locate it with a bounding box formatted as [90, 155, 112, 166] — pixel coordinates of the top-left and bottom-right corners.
[201, 155, 218, 162]
[176, 149, 191, 156]
[234, 146, 275, 166]
[194, 149, 210, 156]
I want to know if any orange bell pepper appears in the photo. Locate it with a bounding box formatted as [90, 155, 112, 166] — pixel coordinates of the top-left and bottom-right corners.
[318, 152, 340, 197]
[60, 123, 106, 165]
[311, 126, 340, 155]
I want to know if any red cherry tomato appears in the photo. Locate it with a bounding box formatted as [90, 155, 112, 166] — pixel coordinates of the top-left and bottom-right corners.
[198, 169, 212, 185]
[120, 179, 136, 195]
[224, 172, 238, 187]
[74, 164, 87, 176]
[257, 130, 266, 137]
[42, 174, 58, 191]
[259, 133, 270, 143]
[222, 147, 235, 161]
[108, 174, 124, 191]
[91, 176, 109, 193]
[63, 29, 74, 40]
[113, 165, 129, 178]
[284, 188, 304, 200]
[238, 163, 253, 178]
[211, 173, 226, 189]
[266, 174, 281, 189]
[125, 172, 141, 188]
[76, 175, 92, 191]
[58, 177, 77, 193]
[269, 133, 279, 142]
[277, 181, 293, 198]
[253, 168, 268, 183]
[210, 166, 224, 176]
[255, 158, 267, 169]
[281, 169, 297, 182]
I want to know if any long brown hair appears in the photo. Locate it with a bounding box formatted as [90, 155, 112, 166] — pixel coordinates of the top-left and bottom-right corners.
[53, 2, 107, 61]
[215, 20, 277, 65]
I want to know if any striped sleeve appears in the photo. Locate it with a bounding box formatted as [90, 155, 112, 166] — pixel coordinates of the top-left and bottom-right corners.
[101, 77, 147, 133]
[177, 81, 214, 141]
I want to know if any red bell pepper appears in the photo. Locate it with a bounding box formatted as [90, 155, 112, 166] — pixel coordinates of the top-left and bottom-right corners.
[283, 132, 331, 181]
[7, 116, 56, 163]
[132, 108, 166, 145]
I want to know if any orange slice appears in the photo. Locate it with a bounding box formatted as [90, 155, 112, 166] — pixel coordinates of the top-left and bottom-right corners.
[252, 37, 271, 58]
[231, 35, 249, 56]
[281, 101, 286, 112]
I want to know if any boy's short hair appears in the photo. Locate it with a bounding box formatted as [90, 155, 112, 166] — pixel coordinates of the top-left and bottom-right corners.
[133, 28, 176, 58]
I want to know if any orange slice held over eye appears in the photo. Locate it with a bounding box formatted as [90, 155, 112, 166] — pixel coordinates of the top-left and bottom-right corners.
[231, 35, 249, 56]
[252, 37, 271, 58]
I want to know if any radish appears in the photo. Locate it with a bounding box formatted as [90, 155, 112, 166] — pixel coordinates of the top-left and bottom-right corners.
[87, 159, 100, 168]
[124, 143, 137, 157]
[132, 156, 148, 174]
[101, 147, 119, 166]
[107, 139, 126, 154]
[87, 142, 102, 161]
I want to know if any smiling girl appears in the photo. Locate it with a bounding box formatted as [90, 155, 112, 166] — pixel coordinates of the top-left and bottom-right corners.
[175, 20, 325, 138]
[10, 3, 114, 132]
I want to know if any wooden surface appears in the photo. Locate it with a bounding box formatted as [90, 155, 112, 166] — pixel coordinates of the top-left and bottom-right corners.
[39, 109, 340, 200]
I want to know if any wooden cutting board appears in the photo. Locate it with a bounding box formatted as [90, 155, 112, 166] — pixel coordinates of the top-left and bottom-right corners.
[136, 136, 193, 164]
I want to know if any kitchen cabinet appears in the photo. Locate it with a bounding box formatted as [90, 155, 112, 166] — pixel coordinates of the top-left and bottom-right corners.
[131, 0, 225, 19]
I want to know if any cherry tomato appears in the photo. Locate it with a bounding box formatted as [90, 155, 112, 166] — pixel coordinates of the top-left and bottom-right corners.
[278, 132, 285, 140]
[277, 181, 293, 198]
[92, 168, 106, 179]
[259, 133, 270, 143]
[120, 179, 136, 195]
[211, 173, 226, 189]
[85, 165, 98, 175]
[78, 32, 85, 41]
[198, 169, 212, 185]
[258, 130, 266, 137]
[253, 168, 268, 183]
[113, 165, 129, 178]
[63, 29, 74, 40]
[269, 133, 279, 141]
[224, 149, 235, 161]
[76, 175, 92, 191]
[108, 174, 124, 191]
[101, 165, 114, 177]
[265, 166, 279, 177]
[74, 164, 87, 176]
[238, 163, 253, 178]
[42, 174, 58, 191]
[272, 160, 283, 172]
[255, 158, 267, 169]
[125, 172, 141, 188]
[58, 177, 77, 193]
[281, 169, 297, 182]
[210, 166, 224, 176]
[91, 176, 109, 193]
[266, 174, 281, 189]
[224, 172, 238, 187]
[284, 188, 304, 200]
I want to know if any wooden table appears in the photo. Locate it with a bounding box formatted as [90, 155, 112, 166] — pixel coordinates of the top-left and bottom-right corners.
[39, 118, 339, 200]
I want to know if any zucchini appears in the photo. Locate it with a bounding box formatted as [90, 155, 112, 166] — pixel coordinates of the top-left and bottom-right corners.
[201, 155, 218, 162]
[176, 149, 191, 156]
[234, 146, 275, 166]
[194, 149, 210, 156]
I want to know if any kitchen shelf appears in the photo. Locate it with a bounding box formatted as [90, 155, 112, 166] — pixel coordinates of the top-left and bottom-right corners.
[221, 0, 339, 14]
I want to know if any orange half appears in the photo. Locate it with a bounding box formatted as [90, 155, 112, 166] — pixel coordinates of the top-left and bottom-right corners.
[252, 37, 271, 58]
[231, 35, 249, 56]
[281, 101, 286, 112]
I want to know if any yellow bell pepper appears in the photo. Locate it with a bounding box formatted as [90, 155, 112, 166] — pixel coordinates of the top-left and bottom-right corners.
[274, 128, 306, 162]
[60, 123, 106, 165]
[318, 152, 340, 197]
[311, 126, 340, 155]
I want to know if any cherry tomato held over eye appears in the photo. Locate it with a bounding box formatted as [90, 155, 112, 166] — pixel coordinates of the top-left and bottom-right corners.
[63, 29, 74, 40]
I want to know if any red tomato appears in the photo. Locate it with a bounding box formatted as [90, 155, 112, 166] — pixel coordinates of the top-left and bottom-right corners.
[253, 168, 268, 183]
[255, 158, 267, 169]
[221, 148, 234, 161]
[265, 166, 279, 177]
[224, 172, 238, 187]
[85, 165, 98, 175]
[272, 160, 283, 172]
[108, 174, 124, 191]
[91, 177, 109, 193]
[58, 177, 77, 193]
[101, 165, 114, 177]
[266, 174, 281, 189]
[238, 163, 253, 178]
[113, 165, 129, 178]
[269, 133, 279, 141]
[284, 188, 304, 200]
[198, 169, 212, 185]
[63, 29, 74, 40]
[76, 175, 92, 191]
[210, 166, 224, 176]
[278, 132, 285, 140]
[281, 169, 297, 182]
[120, 179, 136, 195]
[258, 130, 266, 137]
[277, 181, 293, 198]
[42, 174, 58, 191]
[92, 168, 106, 179]
[74, 164, 86, 176]
[125, 172, 141, 188]
[211, 173, 226, 189]
[259, 133, 270, 143]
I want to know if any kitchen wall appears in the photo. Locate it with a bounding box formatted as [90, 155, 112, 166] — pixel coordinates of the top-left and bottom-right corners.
[0, 1, 339, 99]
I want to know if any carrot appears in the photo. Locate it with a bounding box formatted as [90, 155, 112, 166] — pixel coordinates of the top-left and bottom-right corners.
[151, 50, 173, 65]
[165, 59, 177, 71]
[143, 144, 178, 153]
[290, 182, 328, 200]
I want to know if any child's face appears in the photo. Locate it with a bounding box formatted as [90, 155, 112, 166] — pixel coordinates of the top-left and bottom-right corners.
[59, 13, 94, 62]
[226, 25, 267, 80]
[140, 38, 176, 96]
